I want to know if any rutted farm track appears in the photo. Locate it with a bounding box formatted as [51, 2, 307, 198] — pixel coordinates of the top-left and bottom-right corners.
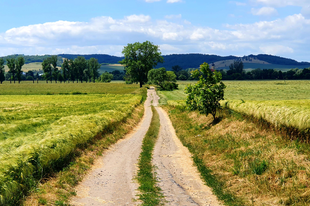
[70, 88, 221, 206]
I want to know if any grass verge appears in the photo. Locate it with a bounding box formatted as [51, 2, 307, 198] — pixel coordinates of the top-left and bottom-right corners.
[163, 106, 244, 206]
[22, 104, 144, 206]
[164, 105, 310, 205]
[137, 106, 163, 205]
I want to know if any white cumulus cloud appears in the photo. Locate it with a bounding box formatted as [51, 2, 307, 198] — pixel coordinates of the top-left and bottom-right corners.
[251, 7, 278, 16]
[0, 13, 310, 61]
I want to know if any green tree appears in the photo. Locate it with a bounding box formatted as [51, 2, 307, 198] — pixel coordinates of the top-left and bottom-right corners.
[148, 67, 178, 90]
[15, 57, 25, 83]
[88, 58, 100, 82]
[42, 59, 52, 83]
[69, 59, 76, 83]
[228, 60, 244, 75]
[0, 58, 5, 84]
[185, 62, 226, 120]
[166, 71, 177, 82]
[7, 58, 16, 83]
[99, 72, 113, 82]
[119, 41, 163, 88]
[61, 59, 70, 82]
[74, 56, 87, 83]
[49, 55, 58, 83]
[172, 65, 183, 79]
[178, 74, 187, 80]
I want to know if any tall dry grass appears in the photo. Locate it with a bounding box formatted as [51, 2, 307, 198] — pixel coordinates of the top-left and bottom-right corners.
[165, 106, 310, 205]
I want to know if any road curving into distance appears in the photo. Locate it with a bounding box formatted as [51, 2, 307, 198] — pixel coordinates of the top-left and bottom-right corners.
[70, 88, 221, 206]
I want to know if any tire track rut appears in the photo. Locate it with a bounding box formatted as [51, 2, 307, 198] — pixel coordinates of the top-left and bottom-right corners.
[70, 88, 221, 205]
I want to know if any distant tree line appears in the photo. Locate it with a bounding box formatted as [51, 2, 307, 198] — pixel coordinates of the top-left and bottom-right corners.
[220, 61, 310, 80]
[0, 56, 26, 84]
[2, 54, 62, 64]
[169, 62, 310, 81]
[0, 56, 115, 83]
[41, 56, 101, 83]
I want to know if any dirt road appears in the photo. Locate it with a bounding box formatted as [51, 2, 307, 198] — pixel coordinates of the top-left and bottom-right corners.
[70, 89, 157, 206]
[153, 107, 221, 206]
[70, 88, 221, 205]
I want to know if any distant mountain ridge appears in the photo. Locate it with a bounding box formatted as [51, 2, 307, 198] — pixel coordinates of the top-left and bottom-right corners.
[59, 53, 310, 70]
[1, 53, 310, 70]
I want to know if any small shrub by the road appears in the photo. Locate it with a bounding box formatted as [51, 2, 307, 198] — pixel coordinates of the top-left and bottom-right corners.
[185, 62, 226, 120]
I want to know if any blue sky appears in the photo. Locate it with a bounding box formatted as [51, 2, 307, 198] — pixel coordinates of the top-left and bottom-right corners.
[0, 0, 310, 61]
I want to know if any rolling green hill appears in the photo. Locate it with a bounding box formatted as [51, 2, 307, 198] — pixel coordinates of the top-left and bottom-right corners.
[1, 53, 310, 72]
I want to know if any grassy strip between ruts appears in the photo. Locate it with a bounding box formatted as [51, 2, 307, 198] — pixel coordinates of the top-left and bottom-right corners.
[136, 106, 164, 206]
[23, 103, 145, 206]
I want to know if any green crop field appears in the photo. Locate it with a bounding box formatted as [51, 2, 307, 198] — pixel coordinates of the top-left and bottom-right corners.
[4, 62, 58, 73]
[0, 93, 142, 204]
[158, 80, 310, 102]
[99, 64, 124, 73]
[0, 81, 139, 95]
[158, 80, 310, 134]
[223, 99, 310, 132]
[0, 81, 144, 205]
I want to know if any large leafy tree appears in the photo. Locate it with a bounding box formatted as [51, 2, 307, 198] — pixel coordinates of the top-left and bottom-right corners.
[15, 57, 25, 83]
[185, 62, 226, 120]
[119, 41, 163, 88]
[7, 58, 16, 83]
[0, 58, 5, 84]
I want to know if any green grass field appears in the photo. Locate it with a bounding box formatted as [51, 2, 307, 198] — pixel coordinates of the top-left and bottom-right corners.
[99, 64, 124, 73]
[163, 80, 310, 205]
[158, 80, 310, 136]
[0, 82, 144, 205]
[0, 81, 139, 95]
[158, 80, 310, 102]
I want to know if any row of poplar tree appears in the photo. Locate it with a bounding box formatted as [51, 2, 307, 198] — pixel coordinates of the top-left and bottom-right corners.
[42, 56, 100, 83]
[0, 57, 25, 84]
[0, 56, 101, 84]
